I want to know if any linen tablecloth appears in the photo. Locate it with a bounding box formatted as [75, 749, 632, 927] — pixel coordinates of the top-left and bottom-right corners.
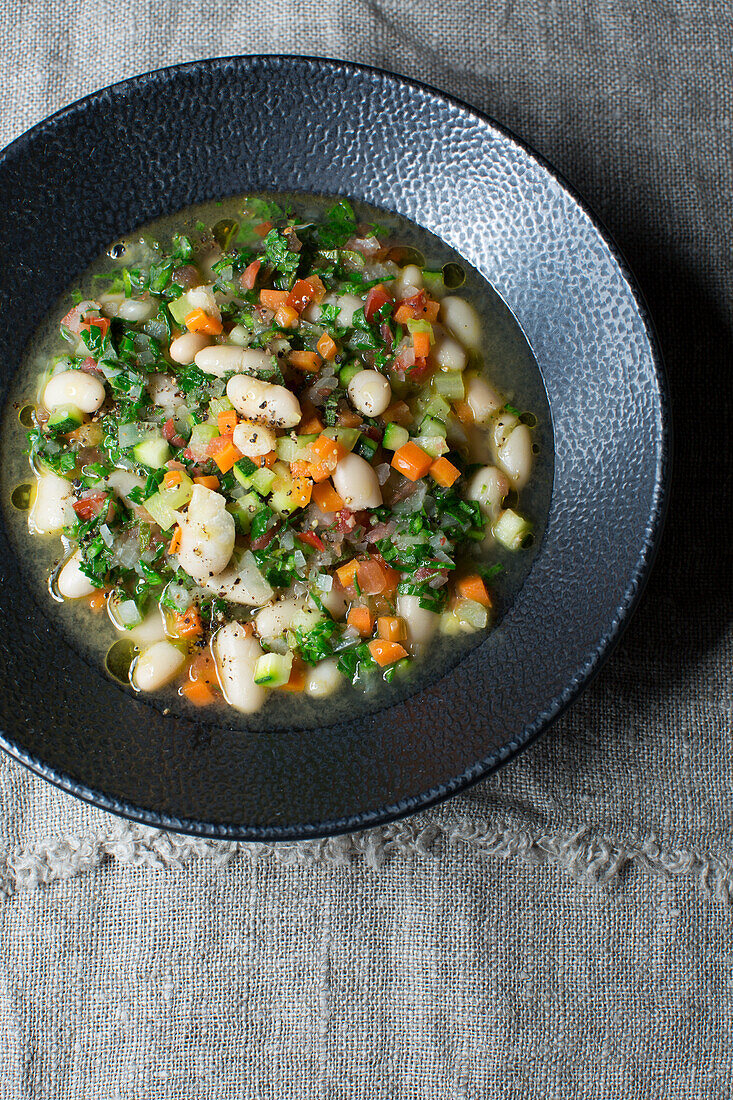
[1, 2, 731, 1096]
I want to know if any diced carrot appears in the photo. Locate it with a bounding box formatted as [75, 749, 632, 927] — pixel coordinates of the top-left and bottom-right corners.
[453, 400, 475, 425]
[429, 456, 461, 488]
[181, 679, 216, 706]
[289, 350, 322, 373]
[312, 481, 345, 513]
[377, 616, 406, 642]
[391, 442, 433, 481]
[336, 559, 359, 587]
[308, 461, 333, 483]
[163, 469, 183, 488]
[280, 658, 307, 692]
[290, 460, 311, 477]
[368, 640, 408, 667]
[256, 450, 277, 468]
[310, 434, 346, 465]
[394, 304, 415, 325]
[412, 330, 431, 359]
[299, 413, 325, 435]
[275, 304, 299, 329]
[381, 401, 412, 426]
[316, 331, 338, 360]
[254, 220, 273, 237]
[291, 475, 313, 508]
[218, 409, 238, 435]
[194, 475, 220, 490]
[168, 526, 182, 554]
[184, 308, 223, 335]
[303, 274, 326, 302]
[239, 259, 261, 290]
[88, 590, 108, 612]
[348, 606, 374, 636]
[208, 438, 242, 473]
[456, 574, 492, 608]
[260, 289, 289, 311]
[287, 279, 318, 312]
[174, 606, 203, 638]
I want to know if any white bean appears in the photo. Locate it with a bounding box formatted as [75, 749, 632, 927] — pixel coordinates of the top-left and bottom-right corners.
[465, 465, 509, 519]
[255, 598, 304, 641]
[227, 375, 301, 429]
[396, 595, 439, 649]
[306, 658, 342, 698]
[430, 331, 467, 372]
[465, 375, 502, 422]
[98, 292, 124, 316]
[44, 370, 105, 414]
[347, 370, 392, 417]
[200, 550, 274, 607]
[319, 586, 348, 621]
[133, 640, 185, 692]
[394, 264, 423, 299]
[496, 423, 532, 489]
[57, 549, 96, 599]
[169, 332, 211, 364]
[232, 420, 277, 458]
[105, 469, 146, 504]
[214, 623, 266, 714]
[117, 298, 155, 322]
[492, 412, 519, 450]
[227, 325, 249, 347]
[440, 296, 482, 349]
[177, 486, 235, 582]
[195, 345, 272, 378]
[28, 473, 76, 534]
[332, 452, 382, 510]
[127, 611, 168, 647]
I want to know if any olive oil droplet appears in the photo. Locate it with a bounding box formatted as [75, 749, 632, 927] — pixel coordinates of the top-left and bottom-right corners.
[11, 483, 33, 510]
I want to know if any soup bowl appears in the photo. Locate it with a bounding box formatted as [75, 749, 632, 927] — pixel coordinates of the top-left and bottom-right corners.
[0, 56, 669, 839]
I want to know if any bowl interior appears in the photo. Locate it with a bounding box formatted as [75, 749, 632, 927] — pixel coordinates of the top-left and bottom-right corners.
[0, 57, 668, 838]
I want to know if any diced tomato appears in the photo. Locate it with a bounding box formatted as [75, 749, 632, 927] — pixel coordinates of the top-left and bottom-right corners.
[364, 284, 392, 322]
[60, 300, 98, 334]
[394, 291, 440, 323]
[250, 524, 279, 551]
[72, 493, 108, 521]
[335, 509, 357, 534]
[79, 356, 102, 375]
[296, 531, 326, 552]
[408, 358, 432, 383]
[239, 259, 261, 290]
[287, 279, 318, 313]
[80, 316, 110, 338]
[357, 558, 387, 595]
[162, 417, 185, 447]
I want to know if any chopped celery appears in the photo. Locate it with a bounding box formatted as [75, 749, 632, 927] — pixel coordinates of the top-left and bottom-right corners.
[432, 370, 465, 400]
[418, 415, 447, 439]
[143, 492, 182, 531]
[423, 393, 452, 421]
[324, 427, 360, 452]
[168, 294, 192, 325]
[208, 396, 234, 420]
[188, 422, 219, 460]
[406, 319, 434, 341]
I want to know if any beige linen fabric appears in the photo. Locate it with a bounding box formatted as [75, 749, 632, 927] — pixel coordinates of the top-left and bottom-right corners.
[0, 1, 731, 1096]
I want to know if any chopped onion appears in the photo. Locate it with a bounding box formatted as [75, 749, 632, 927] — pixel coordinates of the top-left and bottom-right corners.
[315, 572, 333, 592]
[117, 599, 142, 627]
[429, 574, 449, 588]
[163, 580, 193, 613]
[281, 530, 295, 551]
[375, 463, 391, 486]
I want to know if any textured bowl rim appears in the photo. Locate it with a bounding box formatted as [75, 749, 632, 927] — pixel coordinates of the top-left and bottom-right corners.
[0, 55, 671, 840]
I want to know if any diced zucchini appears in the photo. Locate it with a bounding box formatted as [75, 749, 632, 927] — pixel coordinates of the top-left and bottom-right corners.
[432, 370, 465, 400]
[134, 434, 171, 469]
[382, 423, 409, 451]
[269, 488, 298, 515]
[418, 415, 447, 439]
[422, 270, 445, 296]
[143, 492, 181, 531]
[356, 433, 379, 461]
[276, 434, 317, 463]
[253, 651, 293, 687]
[232, 456, 258, 488]
[48, 405, 84, 433]
[251, 467, 277, 495]
[455, 598, 489, 629]
[418, 436, 449, 458]
[493, 508, 532, 550]
[339, 362, 362, 387]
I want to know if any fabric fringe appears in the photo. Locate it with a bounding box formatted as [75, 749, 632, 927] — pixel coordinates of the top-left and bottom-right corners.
[1, 818, 732, 902]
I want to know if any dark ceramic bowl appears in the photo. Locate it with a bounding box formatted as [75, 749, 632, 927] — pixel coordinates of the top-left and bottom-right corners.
[0, 57, 669, 838]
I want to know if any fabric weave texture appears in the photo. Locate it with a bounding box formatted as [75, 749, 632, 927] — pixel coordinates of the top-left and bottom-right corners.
[0, 1, 731, 1096]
